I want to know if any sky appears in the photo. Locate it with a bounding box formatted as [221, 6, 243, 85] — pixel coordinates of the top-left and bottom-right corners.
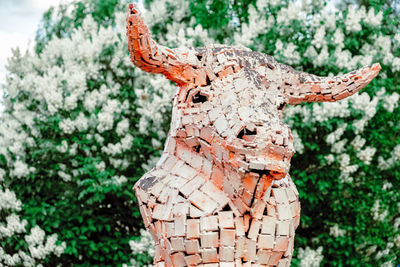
[0, 0, 74, 113]
[0, 0, 75, 84]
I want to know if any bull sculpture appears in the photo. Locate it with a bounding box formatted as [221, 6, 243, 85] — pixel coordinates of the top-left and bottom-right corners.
[127, 3, 380, 266]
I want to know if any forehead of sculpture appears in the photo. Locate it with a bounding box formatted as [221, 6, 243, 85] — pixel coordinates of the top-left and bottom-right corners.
[193, 45, 275, 67]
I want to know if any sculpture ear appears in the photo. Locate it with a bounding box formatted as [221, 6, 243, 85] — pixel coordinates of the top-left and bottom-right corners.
[284, 63, 381, 104]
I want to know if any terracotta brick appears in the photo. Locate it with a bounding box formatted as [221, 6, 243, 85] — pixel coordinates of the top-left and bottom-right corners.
[174, 214, 186, 236]
[184, 239, 200, 254]
[220, 246, 235, 262]
[189, 190, 218, 213]
[200, 232, 219, 248]
[276, 220, 290, 236]
[243, 239, 256, 262]
[180, 177, 205, 197]
[235, 236, 245, 258]
[200, 216, 219, 232]
[218, 211, 235, 229]
[220, 262, 235, 267]
[235, 217, 245, 236]
[277, 204, 291, 220]
[257, 250, 272, 264]
[184, 254, 202, 266]
[278, 258, 290, 267]
[202, 248, 218, 263]
[251, 200, 266, 220]
[171, 237, 185, 252]
[187, 219, 200, 239]
[248, 220, 261, 240]
[171, 252, 187, 266]
[273, 188, 289, 204]
[285, 188, 297, 202]
[190, 205, 205, 218]
[220, 229, 235, 246]
[258, 234, 274, 250]
[268, 252, 284, 265]
[273, 236, 289, 252]
[201, 181, 229, 207]
[243, 214, 251, 232]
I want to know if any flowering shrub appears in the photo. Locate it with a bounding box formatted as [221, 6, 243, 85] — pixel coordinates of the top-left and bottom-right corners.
[0, 0, 398, 266]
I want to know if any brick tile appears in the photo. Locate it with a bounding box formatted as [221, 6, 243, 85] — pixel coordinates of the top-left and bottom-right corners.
[220, 246, 234, 262]
[277, 204, 291, 220]
[276, 220, 290, 236]
[170, 237, 185, 251]
[201, 248, 218, 263]
[261, 215, 276, 235]
[218, 211, 235, 229]
[235, 216, 245, 236]
[171, 252, 187, 266]
[273, 236, 289, 252]
[187, 219, 200, 239]
[268, 252, 284, 265]
[243, 239, 256, 262]
[184, 254, 202, 266]
[248, 220, 261, 240]
[258, 234, 274, 250]
[200, 232, 219, 248]
[200, 216, 219, 232]
[184, 239, 200, 254]
[220, 229, 235, 246]
[257, 250, 272, 264]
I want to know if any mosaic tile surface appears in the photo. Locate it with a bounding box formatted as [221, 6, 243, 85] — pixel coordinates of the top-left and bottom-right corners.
[126, 3, 381, 266]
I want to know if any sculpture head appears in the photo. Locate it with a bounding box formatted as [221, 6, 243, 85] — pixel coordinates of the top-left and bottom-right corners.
[126, 3, 381, 192]
[170, 46, 296, 180]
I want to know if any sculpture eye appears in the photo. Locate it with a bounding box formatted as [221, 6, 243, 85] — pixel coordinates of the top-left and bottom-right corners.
[191, 91, 208, 103]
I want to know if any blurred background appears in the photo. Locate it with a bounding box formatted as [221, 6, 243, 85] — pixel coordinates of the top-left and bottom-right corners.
[0, 0, 399, 266]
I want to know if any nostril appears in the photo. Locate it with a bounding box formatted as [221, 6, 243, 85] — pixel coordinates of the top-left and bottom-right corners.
[237, 127, 257, 141]
[270, 171, 286, 180]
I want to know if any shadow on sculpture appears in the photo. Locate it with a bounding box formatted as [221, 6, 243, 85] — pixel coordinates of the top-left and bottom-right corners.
[127, 3, 381, 266]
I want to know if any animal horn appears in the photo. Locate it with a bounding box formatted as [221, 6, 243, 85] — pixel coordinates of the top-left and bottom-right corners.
[284, 63, 381, 104]
[126, 3, 191, 85]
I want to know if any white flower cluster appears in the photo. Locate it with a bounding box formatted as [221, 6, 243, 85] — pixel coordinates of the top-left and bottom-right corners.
[337, 154, 358, 183]
[0, 187, 65, 266]
[375, 242, 395, 262]
[297, 246, 324, 267]
[101, 134, 133, 156]
[276, 2, 306, 26]
[377, 144, 400, 170]
[291, 130, 304, 154]
[0, 188, 22, 211]
[129, 229, 155, 256]
[275, 40, 301, 65]
[345, 5, 363, 32]
[312, 100, 350, 123]
[0, 214, 27, 238]
[233, 5, 268, 47]
[371, 199, 388, 222]
[356, 146, 376, 165]
[382, 91, 399, 113]
[326, 123, 347, 145]
[329, 224, 346, 238]
[25, 226, 66, 260]
[124, 229, 155, 267]
[0, 6, 142, 264]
